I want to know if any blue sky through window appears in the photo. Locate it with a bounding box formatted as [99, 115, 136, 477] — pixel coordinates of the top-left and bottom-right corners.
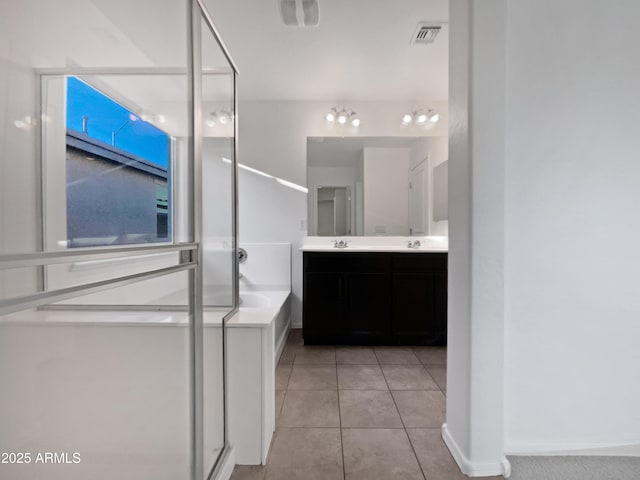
[66, 77, 169, 168]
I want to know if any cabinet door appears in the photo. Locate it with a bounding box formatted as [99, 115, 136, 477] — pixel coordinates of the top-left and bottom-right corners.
[303, 272, 344, 341]
[392, 272, 447, 345]
[344, 272, 391, 343]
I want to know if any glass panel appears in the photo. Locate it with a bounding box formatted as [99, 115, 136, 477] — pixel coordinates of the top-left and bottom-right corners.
[200, 13, 236, 476]
[0, 3, 216, 480]
[0, 272, 194, 480]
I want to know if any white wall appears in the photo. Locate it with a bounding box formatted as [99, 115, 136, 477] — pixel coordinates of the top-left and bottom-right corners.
[445, 0, 507, 476]
[0, 321, 225, 480]
[363, 147, 410, 235]
[410, 136, 449, 235]
[503, 0, 640, 454]
[447, 0, 640, 474]
[237, 100, 448, 327]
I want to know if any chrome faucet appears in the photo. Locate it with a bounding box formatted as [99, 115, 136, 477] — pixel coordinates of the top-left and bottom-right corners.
[334, 239, 349, 249]
[407, 240, 421, 249]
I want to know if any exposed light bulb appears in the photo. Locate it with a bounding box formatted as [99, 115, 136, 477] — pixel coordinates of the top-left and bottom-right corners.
[326, 111, 335, 122]
[351, 116, 360, 127]
[402, 113, 413, 125]
[429, 112, 440, 123]
[156, 114, 166, 124]
[218, 112, 230, 124]
[129, 113, 139, 122]
[140, 114, 152, 122]
[416, 113, 428, 124]
[337, 111, 348, 124]
[205, 118, 216, 127]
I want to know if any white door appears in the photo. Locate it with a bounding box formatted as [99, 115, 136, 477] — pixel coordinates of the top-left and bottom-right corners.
[409, 160, 427, 235]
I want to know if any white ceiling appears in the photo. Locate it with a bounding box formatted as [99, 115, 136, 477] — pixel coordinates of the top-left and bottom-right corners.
[204, 0, 449, 101]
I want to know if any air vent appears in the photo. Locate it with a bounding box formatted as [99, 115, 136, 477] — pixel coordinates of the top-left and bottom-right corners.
[411, 23, 442, 44]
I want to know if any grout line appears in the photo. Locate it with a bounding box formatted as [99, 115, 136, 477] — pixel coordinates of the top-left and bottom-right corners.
[382, 356, 428, 480]
[336, 362, 347, 480]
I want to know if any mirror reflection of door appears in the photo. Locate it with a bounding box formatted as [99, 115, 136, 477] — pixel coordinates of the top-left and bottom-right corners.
[409, 159, 427, 236]
[317, 186, 351, 235]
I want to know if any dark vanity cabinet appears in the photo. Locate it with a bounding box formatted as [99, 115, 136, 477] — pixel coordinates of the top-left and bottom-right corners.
[303, 251, 447, 345]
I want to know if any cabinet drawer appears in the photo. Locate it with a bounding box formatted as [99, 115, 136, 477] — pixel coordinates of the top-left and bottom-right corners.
[304, 252, 391, 273]
[392, 253, 447, 273]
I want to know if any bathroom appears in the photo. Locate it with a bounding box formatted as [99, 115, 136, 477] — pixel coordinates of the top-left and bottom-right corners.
[1, 0, 450, 478]
[4, 1, 640, 480]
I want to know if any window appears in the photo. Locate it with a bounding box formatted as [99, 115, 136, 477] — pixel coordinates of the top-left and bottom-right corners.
[65, 77, 171, 247]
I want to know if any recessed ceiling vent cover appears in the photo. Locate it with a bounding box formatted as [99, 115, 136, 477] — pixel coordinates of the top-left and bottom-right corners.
[411, 23, 443, 44]
[280, 0, 320, 27]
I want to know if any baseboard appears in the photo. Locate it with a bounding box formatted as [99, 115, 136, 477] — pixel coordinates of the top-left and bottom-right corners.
[506, 442, 640, 457]
[211, 446, 235, 480]
[441, 423, 511, 478]
[275, 315, 291, 364]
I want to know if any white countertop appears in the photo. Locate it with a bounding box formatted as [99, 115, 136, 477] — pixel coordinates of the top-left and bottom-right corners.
[301, 236, 448, 253]
[300, 245, 447, 253]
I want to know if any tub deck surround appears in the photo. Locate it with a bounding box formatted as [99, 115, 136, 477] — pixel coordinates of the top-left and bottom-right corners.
[301, 235, 449, 252]
[0, 294, 289, 328]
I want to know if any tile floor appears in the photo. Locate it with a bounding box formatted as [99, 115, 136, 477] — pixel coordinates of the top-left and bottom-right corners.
[230, 329, 480, 480]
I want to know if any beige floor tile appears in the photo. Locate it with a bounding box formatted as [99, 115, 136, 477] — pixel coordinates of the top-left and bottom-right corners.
[294, 346, 336, 364]
[374, 347, 421, 365]
[288, 365, 337, 390]
[285, 328, 304, 347]
[392, 390, 446, 428]
[338, 365, 388, 390]
[425, 365, 446, 391]
[381, 365, 439, 390]
[230, 465, 266, 480]
[279, 390, 340, 427]
[406, 429, 467, 480]
[413, 346, 447, 365]
[275, 389, 286, 423]
[336, 347, 378, 365]
[339, 390, 403, 428]
[342, 428, 424, 480]
[265, 428, 343, 480]
[278, 345, 297, 365]
[275, 364, 292, 390]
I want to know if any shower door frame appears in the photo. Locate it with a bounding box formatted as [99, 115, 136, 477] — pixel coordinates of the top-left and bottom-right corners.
[0, 1, 240, 479]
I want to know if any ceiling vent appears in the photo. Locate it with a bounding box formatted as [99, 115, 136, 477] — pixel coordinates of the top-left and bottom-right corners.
[280, 0, 320, 27]
[411, 23, 443, 45]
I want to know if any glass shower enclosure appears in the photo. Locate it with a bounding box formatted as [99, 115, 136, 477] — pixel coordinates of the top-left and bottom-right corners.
[0, 1, 237, 479]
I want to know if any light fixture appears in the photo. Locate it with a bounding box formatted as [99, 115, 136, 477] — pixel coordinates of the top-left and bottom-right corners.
[140, 113, 166, 124]
[325, 106, 361, 127]
[401, 107, 439, 126]
[13, 116, 36, 130]
[205, 109, 234, 128]
[218, 111, 232, 124]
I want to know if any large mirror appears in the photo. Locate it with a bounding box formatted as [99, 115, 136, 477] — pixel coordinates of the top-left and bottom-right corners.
[307, 136, 449, 236]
